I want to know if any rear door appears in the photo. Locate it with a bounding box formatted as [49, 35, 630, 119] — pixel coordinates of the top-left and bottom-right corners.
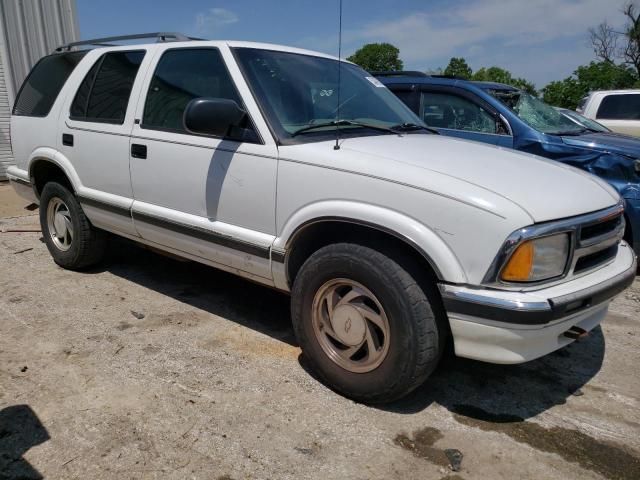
[129, 44, 278, 280]
[419, 86, 513, 147]
[60, 47, 153, 236]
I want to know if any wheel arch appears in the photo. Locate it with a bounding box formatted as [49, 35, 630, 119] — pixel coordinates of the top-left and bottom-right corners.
[27, 148, 80, 198]
[273, 201, 467, 289]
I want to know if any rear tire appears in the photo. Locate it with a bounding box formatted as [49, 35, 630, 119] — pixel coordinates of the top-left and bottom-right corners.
[291, 243, 444, 404]
[39, 182, 107, 270]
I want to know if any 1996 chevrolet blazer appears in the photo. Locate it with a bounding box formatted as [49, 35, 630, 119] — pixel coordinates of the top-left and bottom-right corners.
[7, 33, 637, 403]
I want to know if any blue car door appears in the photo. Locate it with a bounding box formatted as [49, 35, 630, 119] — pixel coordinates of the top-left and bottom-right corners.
[419, 86, 513, 148]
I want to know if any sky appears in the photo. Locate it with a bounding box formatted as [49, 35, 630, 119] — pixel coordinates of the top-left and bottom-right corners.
[76, 0, 630, 88]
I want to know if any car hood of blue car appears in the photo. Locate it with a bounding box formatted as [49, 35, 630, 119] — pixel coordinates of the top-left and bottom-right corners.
[560, 132, 640, 159]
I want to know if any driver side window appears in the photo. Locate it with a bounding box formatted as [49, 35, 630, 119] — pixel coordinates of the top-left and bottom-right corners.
[142, 48, 257, 142]
[420, 91, 498, 134]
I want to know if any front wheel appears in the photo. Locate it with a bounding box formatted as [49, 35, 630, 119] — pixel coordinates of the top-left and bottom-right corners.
[39, 181, 107, 270]
[291, 243, 445, 404]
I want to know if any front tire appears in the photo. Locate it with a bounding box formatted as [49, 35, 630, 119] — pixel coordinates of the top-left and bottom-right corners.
[39, 182, 107, 270]
[291, 243, 444, 404]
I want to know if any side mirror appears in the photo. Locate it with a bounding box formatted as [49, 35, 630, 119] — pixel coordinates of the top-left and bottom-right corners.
[183, 98, 247, 137]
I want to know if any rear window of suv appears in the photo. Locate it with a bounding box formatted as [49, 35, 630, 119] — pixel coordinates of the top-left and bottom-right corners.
[70, 50, 145, 124]
[596, 93, 640, 120]
[12, 51, 87, 117]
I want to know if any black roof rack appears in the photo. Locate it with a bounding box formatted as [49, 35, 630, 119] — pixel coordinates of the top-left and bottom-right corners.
[430, 74, 467, 80]
[371, 70, 428, 78]
[55, 32, 203, 52]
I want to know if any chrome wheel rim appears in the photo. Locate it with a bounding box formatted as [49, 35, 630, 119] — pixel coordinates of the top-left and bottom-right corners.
[311, 278, 391, 373]
[46, 197, 73, 251]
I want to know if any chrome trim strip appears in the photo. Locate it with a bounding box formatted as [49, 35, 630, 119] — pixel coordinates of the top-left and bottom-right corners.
[440, 285, 550, 311]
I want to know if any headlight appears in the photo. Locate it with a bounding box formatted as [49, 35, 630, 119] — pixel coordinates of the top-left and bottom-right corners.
[501, 233, 570, 282]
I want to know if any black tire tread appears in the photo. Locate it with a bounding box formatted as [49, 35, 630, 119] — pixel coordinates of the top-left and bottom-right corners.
[39, 182, 107, 270]
[291, 243, 443, 403]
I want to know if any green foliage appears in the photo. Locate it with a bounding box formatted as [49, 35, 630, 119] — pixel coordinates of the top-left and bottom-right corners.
[541, 61, 638, 109]
[346, 43, 403, 72]
[443, 57, 472, 79]
[471, 67, 537, 95]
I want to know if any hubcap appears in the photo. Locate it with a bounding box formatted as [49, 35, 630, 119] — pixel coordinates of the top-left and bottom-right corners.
[46, 197, 74, 251]
[311, 279, 390, 373]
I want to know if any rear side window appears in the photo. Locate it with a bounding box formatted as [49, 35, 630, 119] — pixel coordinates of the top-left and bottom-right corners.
[12, 51, 87, 117]
[596, 94, 640, 120]
[142, 48, 256, 141]
[70, 50, 145, 124]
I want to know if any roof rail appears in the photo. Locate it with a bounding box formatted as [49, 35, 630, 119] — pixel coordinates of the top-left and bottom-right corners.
[371, 70, 428, 78]
[430, 74, 467, 80]
[55, 32, 202, 52]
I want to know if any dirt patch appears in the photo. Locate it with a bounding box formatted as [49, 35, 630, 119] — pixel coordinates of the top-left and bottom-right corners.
[139, 311, 208, 329]
[394, 427, 450, 467]
[201, 330, 300, 359]
[452, 405, 640, 480]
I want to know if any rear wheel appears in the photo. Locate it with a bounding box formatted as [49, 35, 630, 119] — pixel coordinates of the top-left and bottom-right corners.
[291, 243, 444, 404]
[39, 182, 107, 270]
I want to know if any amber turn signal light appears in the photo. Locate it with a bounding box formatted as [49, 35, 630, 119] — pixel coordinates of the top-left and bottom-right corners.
[501, 241, 534, 281]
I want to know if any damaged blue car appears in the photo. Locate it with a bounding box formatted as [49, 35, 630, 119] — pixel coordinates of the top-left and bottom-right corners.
[377, 72, 640, 255]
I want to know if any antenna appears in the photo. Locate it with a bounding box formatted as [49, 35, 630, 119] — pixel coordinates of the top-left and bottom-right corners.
[334, 0, 343, 151]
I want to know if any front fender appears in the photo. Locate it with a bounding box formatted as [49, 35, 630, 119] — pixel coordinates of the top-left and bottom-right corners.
[273, 200, 467, 287]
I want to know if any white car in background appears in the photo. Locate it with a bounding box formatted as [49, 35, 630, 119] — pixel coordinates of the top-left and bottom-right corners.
[7, 33, 637, 403]
[578, 90, 640, 137]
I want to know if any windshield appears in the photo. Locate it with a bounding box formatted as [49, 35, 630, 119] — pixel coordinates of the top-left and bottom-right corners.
[488, 89, 583, 135]
[561, 109, 610, 132]
[234, 48, 424, 141]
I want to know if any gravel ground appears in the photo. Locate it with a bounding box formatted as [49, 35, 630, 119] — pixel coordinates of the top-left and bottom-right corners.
[1, 182, 639, 480]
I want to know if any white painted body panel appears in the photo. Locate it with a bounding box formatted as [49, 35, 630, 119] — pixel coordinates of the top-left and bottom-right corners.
[581, 90, 640, 137]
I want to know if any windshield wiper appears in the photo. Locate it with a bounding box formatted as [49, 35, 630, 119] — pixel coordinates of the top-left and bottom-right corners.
[390, 122, 439, 134]
[290, 119, 401, 137]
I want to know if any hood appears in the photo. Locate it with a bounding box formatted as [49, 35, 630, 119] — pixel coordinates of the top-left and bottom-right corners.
[290, 134, 619, 223]
[561, 131, 640, 159]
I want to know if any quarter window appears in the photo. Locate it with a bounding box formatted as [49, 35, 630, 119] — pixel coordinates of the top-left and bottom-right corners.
[142, 48, 256, 141]
[70, 50, 145, 124]
[596, 94, 640, 120]
[420, 92, 498, 134]
[13, 51, 87, 117]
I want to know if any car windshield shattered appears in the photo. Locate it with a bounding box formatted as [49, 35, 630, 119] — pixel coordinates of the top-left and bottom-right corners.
[234, 48, 426, 140]
[488, 89, 585, 135]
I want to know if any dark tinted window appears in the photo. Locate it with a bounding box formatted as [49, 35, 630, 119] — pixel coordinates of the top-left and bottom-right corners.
[13, 51, 87, 117]
[421, 92, 497, 133]
[70, 50, 145, 124]
[596, 94, 640, 120]
[143, 48, 255, 140]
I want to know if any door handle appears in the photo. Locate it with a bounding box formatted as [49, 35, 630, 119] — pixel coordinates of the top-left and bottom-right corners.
[62, 133, 73, 146]
[131, 143, 147, 159]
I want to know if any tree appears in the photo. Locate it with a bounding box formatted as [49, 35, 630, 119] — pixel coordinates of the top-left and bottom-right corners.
[542, 61, 637, 108]
[589, 21, 619, 63]
[346, 43, 403, 72]
[443, 57, 472, 79]
[471, 66, 537, 95]
[621, 3, 640, 77]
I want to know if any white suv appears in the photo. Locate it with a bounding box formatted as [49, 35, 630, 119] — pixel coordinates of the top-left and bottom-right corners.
[7, 33, 637, 403]
[578, 89, 640, 137]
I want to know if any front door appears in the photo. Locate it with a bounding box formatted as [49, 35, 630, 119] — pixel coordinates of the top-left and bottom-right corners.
[129, 45, 278, 280]
[420, 87, 513, 148]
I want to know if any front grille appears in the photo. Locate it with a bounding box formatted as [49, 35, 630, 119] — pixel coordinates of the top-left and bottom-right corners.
[580, 216, 623, 244]
[574, 244, 618, 274]
[570, 209, 625, 276]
